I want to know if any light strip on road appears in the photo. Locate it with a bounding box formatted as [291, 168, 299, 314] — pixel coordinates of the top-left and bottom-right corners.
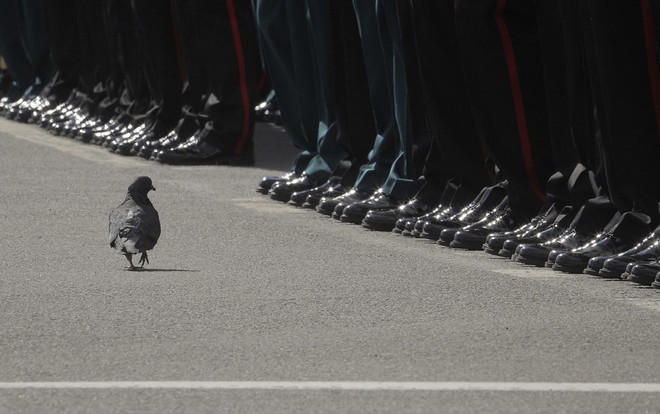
[1, 382, 660, 392]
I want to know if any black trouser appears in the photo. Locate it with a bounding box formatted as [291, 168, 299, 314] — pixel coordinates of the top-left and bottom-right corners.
[329, 0, 376, 186]
[0, 0, 50, 98]
[186, 0, 259, 155]
[455, 0, 555, 214]
[409, 0, 491, 196]
[131, 0, 183, 134]
[581, 0, 660, 221]
[42, 0, 78, 102]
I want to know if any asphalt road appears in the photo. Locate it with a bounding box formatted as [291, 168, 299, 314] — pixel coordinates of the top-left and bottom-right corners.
[1, 118, 660, 413]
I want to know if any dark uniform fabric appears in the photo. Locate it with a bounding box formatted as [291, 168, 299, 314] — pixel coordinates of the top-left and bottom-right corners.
[329, 0, 377, 187]
[42, 0, 79, 103]
[455, 0, 555, 214]
[581, 0, 660, 221]
[532, 0, 602, 207]
[409, 0, 492, 196]
[188, 0, 260, 156]
[131, 0, 183, 135]
[352, 0, 424, 199]
[0, 0, 50, 99]
[256, 0, 345, 179]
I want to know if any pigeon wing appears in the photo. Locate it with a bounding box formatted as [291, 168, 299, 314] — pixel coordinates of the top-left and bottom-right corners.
[109, 199, 146, 254]
[135, 205, 160, 252]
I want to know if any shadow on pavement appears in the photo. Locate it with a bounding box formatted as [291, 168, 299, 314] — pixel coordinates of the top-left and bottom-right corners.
[253, 123, 298, 172]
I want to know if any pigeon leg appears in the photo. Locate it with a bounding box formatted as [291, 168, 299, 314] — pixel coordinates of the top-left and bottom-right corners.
[138, 251, 149, 267]
[125, 253, 137, 270]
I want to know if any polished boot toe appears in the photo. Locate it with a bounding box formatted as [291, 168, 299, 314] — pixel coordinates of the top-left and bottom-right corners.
[288, 179, 336, 207]
[362, 209, 398, 231]
[652, 270, 660, 289]
[628, 262, 660, 286]
[341, 191, 399, 224]
[598, 256, 637, 278]
[596, 232, 660, 278]
[363, 198, 433, 232]
[302, 184, 349, 209]
[256, 171, 297, 194]
[553, 234, 635, 274]
[451, 208, 528, 251]
[269, 174, 319, 202]
[515, 243, 554, 267]
[157, 138, 255, 166]
[317, 188, 370, 217]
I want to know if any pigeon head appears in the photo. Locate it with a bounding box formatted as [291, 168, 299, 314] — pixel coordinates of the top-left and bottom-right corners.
[127, 176, 156, 200]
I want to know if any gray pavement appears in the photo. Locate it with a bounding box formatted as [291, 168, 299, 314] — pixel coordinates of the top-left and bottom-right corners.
[1, 118, 660, 413]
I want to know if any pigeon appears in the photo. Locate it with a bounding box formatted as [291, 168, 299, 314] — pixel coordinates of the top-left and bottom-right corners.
[108, 176, 161, 270]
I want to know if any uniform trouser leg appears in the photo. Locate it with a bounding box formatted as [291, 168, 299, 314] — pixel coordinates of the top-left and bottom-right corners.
[187, 0, 259, 157]
[398, 0, 433, 184]
[351, 0, 401, 194]
[582, 0, 660, 221]
[172, 0, 208, 115]
[0, 0, 37, 97]
[42, 0, 79, 102]
[533, 0, 602, 206]
[255, 0, 319, 174]
[298, 0, 347, 182]
[409, 0, 491, 195]
[378, 0, 420, 200]
[455, 0, 555, 214]
[17, 0, 50, 85]
[109, 0, 151, 119]
[131, 0, 183, 134]
[72, 0, 108, 112]
[329, 0, 377, 186]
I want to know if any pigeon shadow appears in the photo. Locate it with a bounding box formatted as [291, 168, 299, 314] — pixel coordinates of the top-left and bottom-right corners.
[127, 268, 200, 273]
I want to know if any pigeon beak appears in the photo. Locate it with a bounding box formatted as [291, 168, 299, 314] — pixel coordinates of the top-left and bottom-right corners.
[151, 185, 156, 191]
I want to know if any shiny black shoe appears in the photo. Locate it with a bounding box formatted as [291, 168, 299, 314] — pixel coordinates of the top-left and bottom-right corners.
[256, 171, 297, 195]
[269, 174, 320, 202]
[651, 271, 660, 289]
[139, 130, 182, 158]
[396, 205, 445, 235]
[156, 136, 255, 166]
[399, 181, 473, 237]
[363, 198, 434, 232]
[317, 188, 370, 217]
[597, 230, 660, 278]
[440, 196, 510, 247]
[552, 212, 651, 274]
[514, 228, 592, 268]
[254, 100, 280, 123]
[421, 185, 507, 241]
[302, 183, 349, 209]
[341, 191, 399, 224]
[316, 187, 369, 219]
[627, 262, 660, 286]
[288, 179, 338, 207]
[619, 261, 638, 281]
[499, 206, 574, 259]
[482, 204, 560, 256]
[514, 199, 618, 267]
[450, 205, 531, 251]
[115, 130, 152, 155]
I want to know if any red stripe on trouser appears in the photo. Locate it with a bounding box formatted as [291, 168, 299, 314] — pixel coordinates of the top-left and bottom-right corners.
[226, 0, 251, 154]
[495, 0, 546, 202]
[640, 0, 660, 140]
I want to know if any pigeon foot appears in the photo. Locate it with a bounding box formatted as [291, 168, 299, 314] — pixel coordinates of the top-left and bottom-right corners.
[138, 252, 149, 267]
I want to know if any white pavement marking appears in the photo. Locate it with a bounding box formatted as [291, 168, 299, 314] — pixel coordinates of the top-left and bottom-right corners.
[1, 382, 660, 392]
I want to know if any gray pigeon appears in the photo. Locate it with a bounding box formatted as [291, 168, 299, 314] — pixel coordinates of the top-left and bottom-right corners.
[108, 176, 161, 270]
